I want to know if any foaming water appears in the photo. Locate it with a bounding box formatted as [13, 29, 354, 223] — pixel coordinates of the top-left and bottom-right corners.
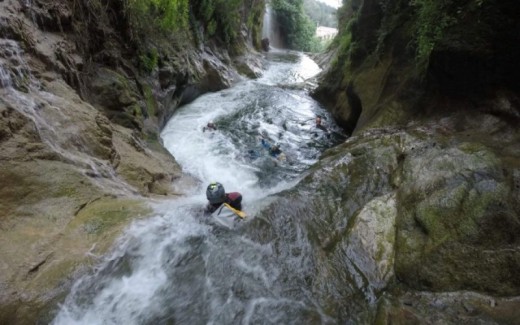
[161, 50, 342, 205]
[259, 49, 321, 85]
[53, 51, 344, 324]
[53, 203, 211, 324]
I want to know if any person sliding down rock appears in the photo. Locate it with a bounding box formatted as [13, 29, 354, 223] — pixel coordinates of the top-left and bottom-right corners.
[204, 182, 242, 214]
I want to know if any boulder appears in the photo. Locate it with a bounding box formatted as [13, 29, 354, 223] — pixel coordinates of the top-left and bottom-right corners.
[246, 112, 520, 322]
[261, 37, 270, 52]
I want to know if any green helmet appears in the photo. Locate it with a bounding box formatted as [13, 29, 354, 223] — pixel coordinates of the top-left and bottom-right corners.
[206, 182, 225, 204]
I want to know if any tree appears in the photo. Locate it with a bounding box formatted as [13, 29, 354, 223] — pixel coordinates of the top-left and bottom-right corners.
[271, 0, 321, 52]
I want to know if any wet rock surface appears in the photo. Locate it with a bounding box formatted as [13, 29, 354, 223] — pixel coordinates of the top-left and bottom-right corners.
[0, 0, 268, 321]
[246, 111, 520, 323]
[1, 0, 520, 323]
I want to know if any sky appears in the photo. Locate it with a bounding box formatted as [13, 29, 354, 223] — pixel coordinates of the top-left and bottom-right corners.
[316, 0, 342, 9]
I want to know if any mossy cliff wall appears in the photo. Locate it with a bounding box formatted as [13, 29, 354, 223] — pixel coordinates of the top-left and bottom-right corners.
[313, 0, 520, 135]
[0, 0, 266, 323]
[301, 0, 520, 322]
[58, 0, 267, 136]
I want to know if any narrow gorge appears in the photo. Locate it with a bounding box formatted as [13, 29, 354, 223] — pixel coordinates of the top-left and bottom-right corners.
[0, 0, 519, 324]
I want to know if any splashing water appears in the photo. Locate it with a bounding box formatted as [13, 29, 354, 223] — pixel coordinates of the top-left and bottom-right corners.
[160, 50, 344, 211]
[53, 51, 345, 324]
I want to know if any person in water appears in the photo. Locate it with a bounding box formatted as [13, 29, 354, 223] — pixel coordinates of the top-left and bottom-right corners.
[205, 182, 242, 213]
[259, 131, 273, 150]
[315, 115, 328, 133]
[314, 115, 331, 139]
[258, 131, 285, 160]
[261, 137, 271, 150]
[269, 143, 282, 157]
[203, 121, 217, 132]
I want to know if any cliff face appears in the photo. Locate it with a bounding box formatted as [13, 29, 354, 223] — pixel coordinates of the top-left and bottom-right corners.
[0, 0, 265, 322]
[247, 114, 520, 322]
[298, 0, 520, 321]
[313, 0, 520, 134]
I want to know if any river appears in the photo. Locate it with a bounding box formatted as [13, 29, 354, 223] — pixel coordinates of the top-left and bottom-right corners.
[53, 50, 345, 324]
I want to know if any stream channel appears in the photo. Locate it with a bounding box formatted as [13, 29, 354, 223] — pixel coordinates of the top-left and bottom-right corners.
[53, 50, 346, 324]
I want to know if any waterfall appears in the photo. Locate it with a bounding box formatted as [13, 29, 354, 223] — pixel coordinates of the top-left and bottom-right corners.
[0, 40, 12, 88]
[0, 39, 37, 88]
[261, 5, 271, 39]
[261, 5, 285, 49]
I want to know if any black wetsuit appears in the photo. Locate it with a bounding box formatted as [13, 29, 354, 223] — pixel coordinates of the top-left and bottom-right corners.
[269, 146, 282, 157]
[203, 123, 217, 132]
[316, 123, 328, 133]
[205, 192, 242, 213]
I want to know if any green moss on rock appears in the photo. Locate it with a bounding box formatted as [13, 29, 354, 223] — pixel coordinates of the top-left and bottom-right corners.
[395, 140, 520, 294]
[67, 197, 149, 236]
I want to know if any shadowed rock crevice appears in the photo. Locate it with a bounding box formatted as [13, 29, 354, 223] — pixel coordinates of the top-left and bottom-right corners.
[344, 82, 362, 135]
[27, 252, 54, 275]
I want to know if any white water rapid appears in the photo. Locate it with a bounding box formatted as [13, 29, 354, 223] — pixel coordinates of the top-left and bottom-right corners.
[53, 50, 344, 324]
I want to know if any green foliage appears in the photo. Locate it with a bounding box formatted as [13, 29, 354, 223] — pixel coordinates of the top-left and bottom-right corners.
[412, 0, 456, 64]
[247, 0, 267, 49]
[139, 48, 158, 72]
[124, 0, 265, 53]
[338, 28, 352, 54]
[142, 84, 158, 116]
[303, 0, 338, 28]
[309, 36, 326, 52]
[191, 0, 243, 46]
[125, 0, 189, 34]
[124, 0, 190, 73]
[207, 19, 217, 36]
[329, 8, 355, 72]
[271, 0, 320, 52]
[200, 0, 215, 21]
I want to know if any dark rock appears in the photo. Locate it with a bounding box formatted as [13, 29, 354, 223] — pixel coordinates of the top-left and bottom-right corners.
[261, 37, 270, 52]
[89, 68, 138, 111]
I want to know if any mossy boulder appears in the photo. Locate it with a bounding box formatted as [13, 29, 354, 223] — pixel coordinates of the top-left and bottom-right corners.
[244, 129, 403, 322]
[0, 50, 181, 324]
[233, 53, 265, 79]
[395, 140, 520, 295]
[246, 112, 519, 322]
[111, 124, 182, 196]
[89, 68, 143, 129]
[90, 68, 138, 111]
[0, 158, 151, 324]
[375, 291, 520, 325]
[314, 0, 520, 136]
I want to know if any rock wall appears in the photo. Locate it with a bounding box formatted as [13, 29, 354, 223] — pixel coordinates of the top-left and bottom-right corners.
[302, 0, 520, 322]
[313, 0, 520, 135]
[0, 0, 266, 322]
[246, 112, 520, 323]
